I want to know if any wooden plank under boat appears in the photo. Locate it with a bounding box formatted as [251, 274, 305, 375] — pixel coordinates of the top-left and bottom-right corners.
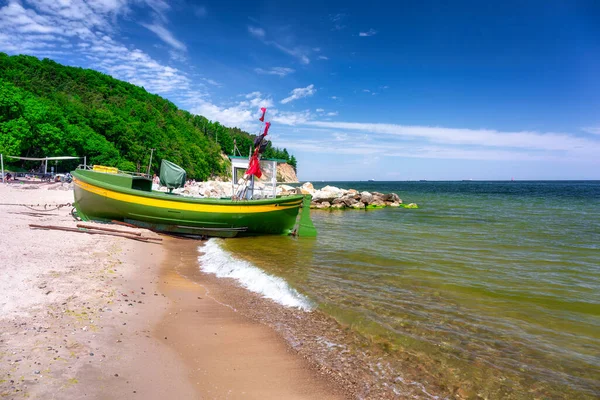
[71, 168, 313, 238]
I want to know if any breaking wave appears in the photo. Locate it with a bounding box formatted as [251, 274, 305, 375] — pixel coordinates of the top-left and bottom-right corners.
[198, 239, 313, 311]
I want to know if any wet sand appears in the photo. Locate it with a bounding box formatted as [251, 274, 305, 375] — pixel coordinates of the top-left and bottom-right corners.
[0, 183, 348, 399]
[157, 238, 348, 399]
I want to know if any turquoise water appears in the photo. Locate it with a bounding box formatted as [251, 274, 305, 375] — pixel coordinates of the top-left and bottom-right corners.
[219, 181, 600, 398]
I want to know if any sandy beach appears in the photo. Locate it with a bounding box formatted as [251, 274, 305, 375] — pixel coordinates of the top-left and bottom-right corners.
[0, 183, 349, 399]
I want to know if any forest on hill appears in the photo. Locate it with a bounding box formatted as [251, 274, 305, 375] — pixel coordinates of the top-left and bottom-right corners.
[0, 53, 296, 179]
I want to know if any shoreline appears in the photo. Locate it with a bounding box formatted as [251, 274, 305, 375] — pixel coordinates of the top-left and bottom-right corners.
[193, 239, 447, 399]
[0, 184, 350, 399]
[155, 238, 348, 399]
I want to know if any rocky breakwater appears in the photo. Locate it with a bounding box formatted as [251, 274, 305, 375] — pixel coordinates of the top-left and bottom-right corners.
[278, 182, 418, 210]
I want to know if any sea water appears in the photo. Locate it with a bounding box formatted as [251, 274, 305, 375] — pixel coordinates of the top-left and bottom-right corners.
[199, 181, 600, 398]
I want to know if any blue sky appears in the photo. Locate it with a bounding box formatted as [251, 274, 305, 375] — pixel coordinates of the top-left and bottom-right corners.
[1, 0, 599, 180]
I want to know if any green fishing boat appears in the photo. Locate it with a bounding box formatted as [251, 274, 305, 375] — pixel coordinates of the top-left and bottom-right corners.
[71, 164, 316, 238]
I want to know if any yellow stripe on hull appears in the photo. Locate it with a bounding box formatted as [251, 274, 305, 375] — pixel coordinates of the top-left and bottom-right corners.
[73, 178, 302, 214]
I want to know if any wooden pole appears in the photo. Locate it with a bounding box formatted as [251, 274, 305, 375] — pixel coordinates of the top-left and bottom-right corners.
[29, 224, 160, 244]
[147, 148, 155, 176]
[77, 223, 143, 236]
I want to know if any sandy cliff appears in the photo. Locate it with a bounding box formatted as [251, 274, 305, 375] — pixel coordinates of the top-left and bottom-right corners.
[276, 163, 298, 183]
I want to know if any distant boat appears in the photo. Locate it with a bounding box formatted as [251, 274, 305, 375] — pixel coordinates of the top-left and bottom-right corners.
[368, 179, 375, 182]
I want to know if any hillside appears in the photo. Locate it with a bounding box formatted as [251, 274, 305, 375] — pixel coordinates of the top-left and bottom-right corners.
[0, 53, 296, 180]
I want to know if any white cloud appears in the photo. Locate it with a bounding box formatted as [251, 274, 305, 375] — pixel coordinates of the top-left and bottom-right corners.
[330, 13, 346, 31]
[291, 120, 600, 159]
[141, 23, 186, 51]
[326, 111, 338, 116]
[191, 101, 255, 130]
[280, 84, 316, 104]
[271, 110, 312, 125]
[330, 96, 339, 100]
[248, 26, 265, 38]
[190, 91, 276, 129]
[318, 55, 328, 60]
[0, 0, 195, 99]
[254, 67, 295, 77]
[246, 23, 310, 64]
[270, 42, 310, 64]
[581, 127, 600, 135]
[315, 108, 325, 113]
[313, 47, 321, 52]
[201, 78, 220, 86]
[359, 28, 377, 37]
[362, 89, 370, 93]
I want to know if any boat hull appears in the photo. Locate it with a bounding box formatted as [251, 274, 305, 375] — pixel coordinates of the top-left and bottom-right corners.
[72, 170, 304, 237]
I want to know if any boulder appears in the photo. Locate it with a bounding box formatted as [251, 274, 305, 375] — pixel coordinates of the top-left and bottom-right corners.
[313, 185, 344, 202]
[295, 187, 312, 195]
[405, 203, 418, 209]
[331, 203, 345, 209]
[301, 182, 315, 193]
[347, 189, 358, 195]
[342, 196, 358, 207]
[350, 202, 365, 209]
[383, 193, 402, 203]
[310, 201, 318, 209]
[389, 202, 400, 207]
[317, 201, 331, 209]
[360, 191, 373, 204]
[369, 199, 386, 207]
[277, 184, 295, 195]
[278, 184, 295, 192]
[331, 198, 345, 205]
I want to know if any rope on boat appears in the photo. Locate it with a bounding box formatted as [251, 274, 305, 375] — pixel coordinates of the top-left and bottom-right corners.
[0, 202, 73, 212]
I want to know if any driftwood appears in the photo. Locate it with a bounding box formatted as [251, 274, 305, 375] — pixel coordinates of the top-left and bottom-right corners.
[9, 212, 58, 217]
[76, 223, 163, 241]
[77, 223, 142, 236]
[111, 220, 139, 229]
[29, 224, 160, 244]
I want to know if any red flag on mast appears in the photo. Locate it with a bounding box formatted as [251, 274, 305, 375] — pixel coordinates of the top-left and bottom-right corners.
[263, 121, 271, 136]
[246, 151, 262, 178]
[259, 107, 267, 122]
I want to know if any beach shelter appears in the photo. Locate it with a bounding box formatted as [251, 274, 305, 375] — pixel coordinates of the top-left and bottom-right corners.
[1, 154, 85, 183]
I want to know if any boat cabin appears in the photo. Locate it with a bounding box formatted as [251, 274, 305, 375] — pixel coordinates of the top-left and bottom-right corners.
[229, 156, 286, 199]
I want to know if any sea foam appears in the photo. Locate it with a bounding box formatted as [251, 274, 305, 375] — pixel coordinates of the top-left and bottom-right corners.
[198, 239, 313, 311]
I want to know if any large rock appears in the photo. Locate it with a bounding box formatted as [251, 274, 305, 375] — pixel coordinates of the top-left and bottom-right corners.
[278, 184, 295, 192]
[350, 202, 365, 209]
[384, 193, 402, 203]
[301, 182, 315, 193]
[370, 199, 386, 207]
[313, 185, 344, 202]
[360, 191, 373, 204]
[347, 189, 358, 195]
[277, 184, 295, 195]
[295, 187, 312, 195]
[316, 201, 331, 209]
[331, 203, 345, 209]
[342, 196, 358, 207]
